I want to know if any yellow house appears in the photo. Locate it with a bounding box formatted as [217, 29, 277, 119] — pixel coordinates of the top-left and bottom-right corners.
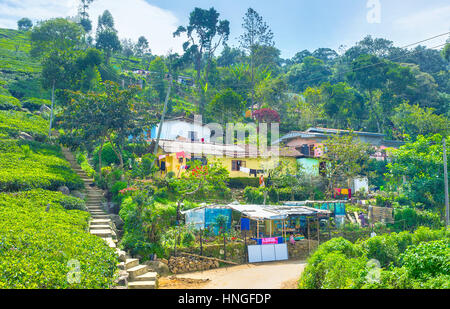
[154, 139, 300, 178]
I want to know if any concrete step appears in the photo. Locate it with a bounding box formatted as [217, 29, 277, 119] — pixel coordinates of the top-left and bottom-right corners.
[103, 238, 116, 248]
[91, 214, 110, 219]
[89, 224, 111, 230]
[87, 207, 103, 211]
[90, 229, 112, 237]
[128, 281, 156, 289]
[127, 265, 149, 279]
[125, 258, 139, 270]
[89, 209, 106, 213]
[103, 237, 117, 244]
[134, 272, 157, 282]
[91, 219, 111, 225]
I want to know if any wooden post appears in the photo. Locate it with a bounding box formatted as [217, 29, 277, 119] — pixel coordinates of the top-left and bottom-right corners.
[244, 229, 248, 263]
[328, 215, 331, 241]
[307, 218, 310, 254]
[257, 220, 259, 239]
[317, 218, 320, 245]
[223, 232, 227, 260]
[200, 229, 203, 256]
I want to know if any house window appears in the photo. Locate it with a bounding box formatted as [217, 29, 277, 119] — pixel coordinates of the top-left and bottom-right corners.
[232, 160, 246, 171]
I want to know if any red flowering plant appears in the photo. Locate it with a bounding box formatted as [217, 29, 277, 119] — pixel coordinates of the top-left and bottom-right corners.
[168, 160, 231, 222]
[252, 108, 280, 123]
[119, 186, 138, 196]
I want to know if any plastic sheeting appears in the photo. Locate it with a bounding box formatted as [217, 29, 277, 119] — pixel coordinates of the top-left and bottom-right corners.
[185, 208, 205, 230]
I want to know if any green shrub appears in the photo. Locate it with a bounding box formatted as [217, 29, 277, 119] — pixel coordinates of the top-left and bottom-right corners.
[59, 196, 87, 211]
[299, 237, 364, 289]
[227, 177, 260, 189]
[0, 110, 47, 140]
[401, 240, 450, 279]
[182, 232, 195, 247]
[0, 95, 21, 111]
[0, 148, 83, 192]
[299, 227, 450, 289]
[243, 186, 265, 204]
[111, 181, 128, 202]
[0, 189, 118, 288]
[22, 97, 51, 112]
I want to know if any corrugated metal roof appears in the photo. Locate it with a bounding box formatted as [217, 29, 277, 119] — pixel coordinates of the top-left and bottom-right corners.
[156, 140, 301, 158]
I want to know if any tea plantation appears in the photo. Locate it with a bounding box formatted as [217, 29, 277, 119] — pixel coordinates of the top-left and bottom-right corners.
[0, 110, 118, 289]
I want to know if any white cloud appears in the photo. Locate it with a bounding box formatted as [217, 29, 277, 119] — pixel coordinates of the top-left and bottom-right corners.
[392, 5, 450, 48]
[0, 0, 185, 55]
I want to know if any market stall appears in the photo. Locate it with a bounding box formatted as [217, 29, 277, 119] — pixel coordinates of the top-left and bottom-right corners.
[228, 204, 331, 263]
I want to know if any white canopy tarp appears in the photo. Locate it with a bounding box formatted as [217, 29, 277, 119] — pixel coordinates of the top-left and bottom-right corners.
[227, 204, 287, 220]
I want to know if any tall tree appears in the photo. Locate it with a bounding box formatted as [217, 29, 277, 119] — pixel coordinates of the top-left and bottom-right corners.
[96, 10, 121, 63]
[239, 8, 274, 114]
[61, 81, 141, 172]
[78, 0, 95, 33]
[173, 7, 230, 115]
[31, 18, 84, 136]
[136, 36, 150, 56]
[320, 133, 373, 196]
[17, 18, 33, 31]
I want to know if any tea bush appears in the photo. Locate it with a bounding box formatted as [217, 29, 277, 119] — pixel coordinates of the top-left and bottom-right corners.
[0, 110, 48, 140]
[299, 227, 450, 289]
[0, 190, 118, 289]
[0, 94, 21, 110]
[22, 97, 51, 112]
[0, 142, 83, 192]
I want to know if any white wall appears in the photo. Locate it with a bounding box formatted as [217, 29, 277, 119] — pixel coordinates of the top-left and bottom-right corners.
[352, 177, 369, 193]
[155, 120, 211, 142]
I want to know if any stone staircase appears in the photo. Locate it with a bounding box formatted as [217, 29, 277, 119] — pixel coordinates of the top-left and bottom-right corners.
[61, 147, 157, 289]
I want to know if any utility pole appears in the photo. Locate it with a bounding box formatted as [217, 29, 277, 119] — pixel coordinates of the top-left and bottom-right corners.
[443, 137, 449, 227]
[152, 74, 173, 157]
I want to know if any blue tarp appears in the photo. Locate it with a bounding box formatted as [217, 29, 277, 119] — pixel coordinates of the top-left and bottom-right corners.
[241, 218, 250, 231]
[335, 203, 346, 216]
[205, 208, 232, 235]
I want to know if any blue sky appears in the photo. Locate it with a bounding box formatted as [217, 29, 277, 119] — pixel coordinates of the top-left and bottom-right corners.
[0, 0, 448, 57]
[146, 0, 450, 57]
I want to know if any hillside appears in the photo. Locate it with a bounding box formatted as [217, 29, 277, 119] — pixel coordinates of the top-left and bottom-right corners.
[0, 110, 118, 288]
[0, 28, 49, 100]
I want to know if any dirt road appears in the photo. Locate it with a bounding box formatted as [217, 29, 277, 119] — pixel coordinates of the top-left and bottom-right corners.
[159, 260, 306, 289]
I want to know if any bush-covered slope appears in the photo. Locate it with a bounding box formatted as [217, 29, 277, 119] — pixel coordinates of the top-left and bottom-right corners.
[0, 109, 118, 289]
[0, 190, 118, 289]
[0, 28, 47, 99]
[299, 227, 450, 289]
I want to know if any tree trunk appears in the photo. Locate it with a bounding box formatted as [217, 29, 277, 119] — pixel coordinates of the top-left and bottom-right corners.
[48, 81, 55, 138]
[107, 134, 124, 171]
[98, 137, 104, 177]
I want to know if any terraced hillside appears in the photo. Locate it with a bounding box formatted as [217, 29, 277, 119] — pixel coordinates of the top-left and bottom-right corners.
[0, 28, 47, 99]
[0, 110, 119, 288]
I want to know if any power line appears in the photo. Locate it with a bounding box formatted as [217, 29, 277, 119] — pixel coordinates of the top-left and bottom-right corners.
[152, 34, 449, 118]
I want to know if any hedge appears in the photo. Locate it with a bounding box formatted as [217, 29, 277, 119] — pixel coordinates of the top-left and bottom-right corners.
[0, 110, 48, 140]
[227, 177, 260, 189]
[0, 190, 118, 289]
[299, 227, 450, 289]
[0, 94, 21, 111]
[22, 97, 51, 112]
[0, 140, 83, 192]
